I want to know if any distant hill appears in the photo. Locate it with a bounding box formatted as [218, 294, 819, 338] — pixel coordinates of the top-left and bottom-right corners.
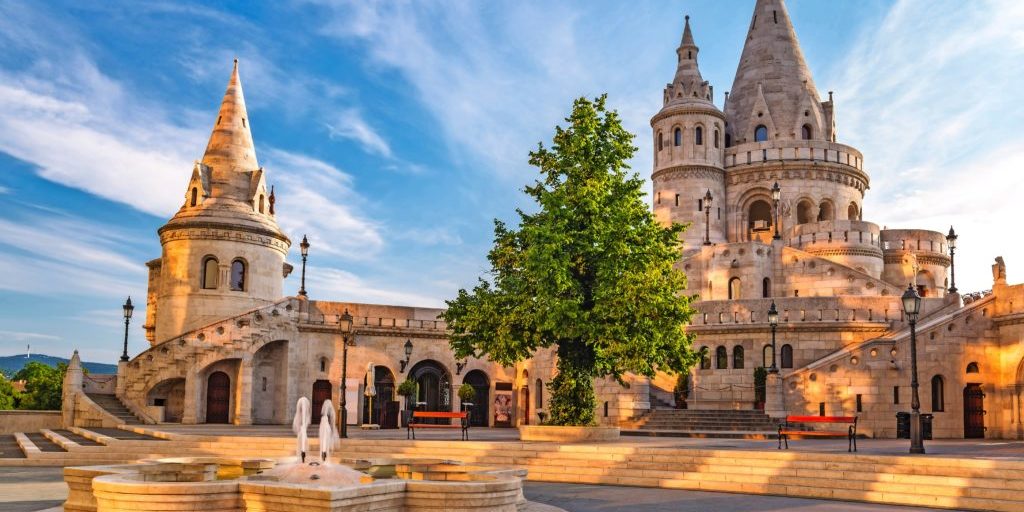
[0, 354, 117, 377]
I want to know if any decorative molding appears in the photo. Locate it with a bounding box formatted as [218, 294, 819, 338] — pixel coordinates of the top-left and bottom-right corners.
[725, 162, 870, 193]
[159, 224, 290, 255]
[653, 166, 725, 182]
[803, 246, 884, 259]
[882, 252, 951, 267]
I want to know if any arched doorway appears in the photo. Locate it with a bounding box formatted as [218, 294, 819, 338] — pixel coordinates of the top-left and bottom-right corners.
[252, 340, 288, 424]
[311, 379, 332, 424]
[410, 360, 451, 423]
[463, 370, 490, 427]
[748, 200, 772, 233]
[964, 384, 985, 438]
[362, 366, 396, 428]
[521, 369, 530, 426]
[147, 378, 185, 423]
[206, 371, 230, 424]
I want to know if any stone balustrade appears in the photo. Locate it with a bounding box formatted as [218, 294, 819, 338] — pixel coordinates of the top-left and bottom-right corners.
[724, 139, 864, 172]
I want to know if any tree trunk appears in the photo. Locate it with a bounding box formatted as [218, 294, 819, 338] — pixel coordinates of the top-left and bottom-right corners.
[547, 340, 597, 426]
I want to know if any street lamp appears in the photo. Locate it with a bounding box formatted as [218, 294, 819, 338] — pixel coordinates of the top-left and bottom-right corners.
[299, 235, 310, 297]
[339, 309, 353, 438]
[120, 297, 134, 362]
[946, 227, 958, 294]
[456, 360, 468, 375]
[901, 284, 924, 454]
[767, 300, 779, 374]
[400, 340, 414, 373]
[771, 182, 782, 240]
[703, 190, 713, 246]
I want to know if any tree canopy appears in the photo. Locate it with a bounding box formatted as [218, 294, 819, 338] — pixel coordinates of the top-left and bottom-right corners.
[12, 362, 66, 410]
[443, 95, 698, 425]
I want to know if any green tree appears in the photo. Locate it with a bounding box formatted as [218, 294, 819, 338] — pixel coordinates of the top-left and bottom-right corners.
[0, 373, 19, 410]
[443, 95, 699, 426]
[14, 362, 65, 410]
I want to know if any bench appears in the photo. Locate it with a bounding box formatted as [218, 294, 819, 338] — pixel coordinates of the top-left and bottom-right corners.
[778, 415, 858, 452]
[407, 411, 470, 440]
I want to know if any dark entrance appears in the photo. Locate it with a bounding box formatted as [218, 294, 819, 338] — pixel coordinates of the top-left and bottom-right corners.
[311, 379, 332, 424]
[205, 371, 230, 424]
[362, 366, 396, 428]
[463, 370, 490, 427]
[964, 383, 986, 438]
[410, 360, 451, 424]
[522, 386, 530, 425]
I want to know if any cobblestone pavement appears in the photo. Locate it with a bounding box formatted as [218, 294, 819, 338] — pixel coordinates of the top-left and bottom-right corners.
[0, 467, 66, 512]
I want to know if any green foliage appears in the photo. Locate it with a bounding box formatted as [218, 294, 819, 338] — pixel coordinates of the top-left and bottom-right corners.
[457, 383, 476, 403]
[397, 379, 417, 397]
[754, 366, 768, 404]
[442, 95, 699, 426]
[13, 362, 65, 410]
[0, 373, 18, 410]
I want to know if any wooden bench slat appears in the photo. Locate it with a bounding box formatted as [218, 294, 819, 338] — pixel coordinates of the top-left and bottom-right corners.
[779, 430, 849, 436]
[785, 415, 855, 423]
[412, 412, 467, 418]
[409, 424, 462, 429]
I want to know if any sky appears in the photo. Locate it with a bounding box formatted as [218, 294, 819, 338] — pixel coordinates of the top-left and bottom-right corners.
[0, 0, 1022, 363]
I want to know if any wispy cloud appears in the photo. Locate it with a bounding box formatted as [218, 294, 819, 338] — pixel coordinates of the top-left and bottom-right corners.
[0, 330, 60, 342]
[305, 265, 444, 307]
[326, 109, 392, 157]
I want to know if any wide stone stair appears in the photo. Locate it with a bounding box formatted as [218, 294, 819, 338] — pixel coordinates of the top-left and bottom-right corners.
[86, 393, 143, 425]
[623, 409, 778, 438]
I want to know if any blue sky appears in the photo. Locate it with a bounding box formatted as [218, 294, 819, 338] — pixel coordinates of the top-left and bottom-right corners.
[0, 0, 1022, 363]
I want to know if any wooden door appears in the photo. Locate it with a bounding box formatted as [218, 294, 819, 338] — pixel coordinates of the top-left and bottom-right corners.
[311, 380, 332, 424]
[964, 384, 986, 438]
[205, 371, 230, 424]
[522, 387, 530, 425]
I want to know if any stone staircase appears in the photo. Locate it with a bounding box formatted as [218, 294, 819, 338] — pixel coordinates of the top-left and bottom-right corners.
[86, 393, 143, 425]
[624, 409, 778, 438]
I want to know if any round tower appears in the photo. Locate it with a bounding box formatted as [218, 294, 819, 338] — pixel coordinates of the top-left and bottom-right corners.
[148, 61, 291, 344]
[651, 16, 727, 249]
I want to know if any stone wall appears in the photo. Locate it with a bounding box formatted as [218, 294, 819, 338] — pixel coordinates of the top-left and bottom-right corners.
[0, 410, 61, 434]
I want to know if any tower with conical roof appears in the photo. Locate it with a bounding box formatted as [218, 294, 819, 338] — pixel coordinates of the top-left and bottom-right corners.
[145, 60, 291, 344]
[651, 15, 728, 248]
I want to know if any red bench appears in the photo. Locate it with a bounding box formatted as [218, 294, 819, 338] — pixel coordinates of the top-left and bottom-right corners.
[407, 411, 470, 440]
[778, 415, 858, 452]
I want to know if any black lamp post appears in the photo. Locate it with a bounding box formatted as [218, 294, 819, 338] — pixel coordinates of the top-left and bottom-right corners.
[299, 235, 310, 297]
[120, 297, 134, 362]
[400, 340, 414, 373]
[767, 300, 779, 374]
[771, 182, 782, 240]
[703, 189, 713, 246]
[338, 309, 353, 439]
[946, 227, 958, 294]
[901, 284, 924, 454]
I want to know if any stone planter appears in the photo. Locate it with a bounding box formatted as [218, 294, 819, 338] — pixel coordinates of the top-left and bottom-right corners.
[518, 425, 620, 442]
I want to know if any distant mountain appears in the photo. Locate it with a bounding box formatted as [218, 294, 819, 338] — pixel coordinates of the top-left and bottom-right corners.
[0, 354, 117, 377]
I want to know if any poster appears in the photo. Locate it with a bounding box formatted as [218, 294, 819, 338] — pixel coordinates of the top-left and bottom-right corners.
[493, 386, 513, 427]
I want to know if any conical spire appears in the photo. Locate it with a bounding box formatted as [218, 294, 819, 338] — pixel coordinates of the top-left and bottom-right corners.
[202, 59, 258, 174]
[724, 0, 826, 143]
[680, 15, 695, 48]
[664, 14, 713, 106]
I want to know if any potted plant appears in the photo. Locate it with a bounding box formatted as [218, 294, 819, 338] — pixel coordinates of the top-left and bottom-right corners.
[673, 373, 690, 409]
[458, 383, 476, 424]
[754, 366, 767, 410]
[397, 378, 417, 427]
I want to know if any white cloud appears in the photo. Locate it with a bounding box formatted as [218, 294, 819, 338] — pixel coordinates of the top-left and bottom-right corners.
[0, 331, 60, 342]
[304, 265, 444, 307]
[326, 109, 393, 157]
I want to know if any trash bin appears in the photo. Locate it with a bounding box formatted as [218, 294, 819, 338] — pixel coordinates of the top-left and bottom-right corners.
[896, 412, 932, 440]
[921, 413, 933, 440]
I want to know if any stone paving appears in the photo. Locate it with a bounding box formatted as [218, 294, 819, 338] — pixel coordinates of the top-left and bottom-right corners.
[0, 467, 66, 512]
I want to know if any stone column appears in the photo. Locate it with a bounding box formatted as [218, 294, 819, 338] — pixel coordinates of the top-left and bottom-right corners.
[764, 372, 787, 419]
[62, 350, 84, 428]
[235, 360, 254, 425]
[181, 371, 199, 424]
[115, 360, 128, 398]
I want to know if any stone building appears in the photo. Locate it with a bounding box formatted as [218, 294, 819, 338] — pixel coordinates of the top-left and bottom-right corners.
[653, 0, 1024, 439]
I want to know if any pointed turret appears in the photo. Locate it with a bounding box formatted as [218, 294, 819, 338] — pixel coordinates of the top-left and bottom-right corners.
[202, 59, 258, 174]
[664, 15, 714, 106]
[724, 0, 831, 144]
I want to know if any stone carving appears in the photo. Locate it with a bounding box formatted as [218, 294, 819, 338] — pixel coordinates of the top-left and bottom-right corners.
[994, 256, 1007, 283]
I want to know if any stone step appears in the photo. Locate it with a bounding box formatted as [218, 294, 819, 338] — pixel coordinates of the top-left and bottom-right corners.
[86, 393, 143, 424]
[24, 432, 67, 453]
[0, 434, 26, 458]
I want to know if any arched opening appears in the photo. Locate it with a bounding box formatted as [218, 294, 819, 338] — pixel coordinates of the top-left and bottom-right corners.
[797, 200, 814, 224]
[190, 188, 198, 207]
[201, 256, 219, 290]
[463, 370, 490, 427]
[817, 200, 834, 222]
[658, 131, 663, 151]
[258, 195, 265, 214]
[521, 369, 530, 425]
[931, 375, 945, 412]
[762, 345, 773, 367]
[801, 124, 812, 140]
[311, 379, 332, 424]
[728, 277, 741, 300]
[762, 277, 771, 298]
[781, 344, 793, 369]
[230, 259, 246, 291]
[916, 270, 935, 298]
[725, 133, 732, 147]
[966, 362, 980, 374]
[715, 346, 728, 370]
[754, 125, 768, 142]
[205, 371, 230, 424]
[252, 340, 288, 424]
[410, 360, 452, 423]
[674, 128, 682, 146]
[964, 383, 985, 438]
[535, 378, 543, 410]
[748, 199, 772, 232]
[714, 129, 720, 148]
[147, 378, 185, 423]
[699, 347, 711, 370]
[847, 202, 860, 220]
[362, 365, 396, 428]
[695, 126, 703, 145]
[733, 346, 745, 369]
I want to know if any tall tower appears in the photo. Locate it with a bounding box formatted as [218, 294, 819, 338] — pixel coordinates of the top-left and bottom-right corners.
[651, 16, 727, 248]
[145, 61, 291, 344]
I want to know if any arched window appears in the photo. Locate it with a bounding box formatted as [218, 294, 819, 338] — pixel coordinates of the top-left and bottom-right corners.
[763, 345, 773, 367]
[748, 200, 772, 231]
[817, 201, 834, 221]
[762, 277, 771, 298]
[801, 124, 812, 140]
[966, 362, 979, 374]
[715, 346, 728, 369]
[230, 259, 246, 291]
[725, 133, 732, 147]
[190, 187, 198, 207]
[658, 131, 663, 151]
[700, 347, 711, 370]
[713, 129, 720, 148]
[695, 126, 703, 146]
[728, 277, 741, 300]
[733, 346, 745, 369]
[674, 128, 682, 146]
[781, 344, 793, 369]
[320, 358, 328, 373]
[797, 200, 814, 224]
[931, 375, 945, 411]
[535, 379, 543, 409]
[847, 202, 859, 220]
[754, 125, 768, 142]
[201, 256, 219, 289]
[258, 195, 265, 214]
